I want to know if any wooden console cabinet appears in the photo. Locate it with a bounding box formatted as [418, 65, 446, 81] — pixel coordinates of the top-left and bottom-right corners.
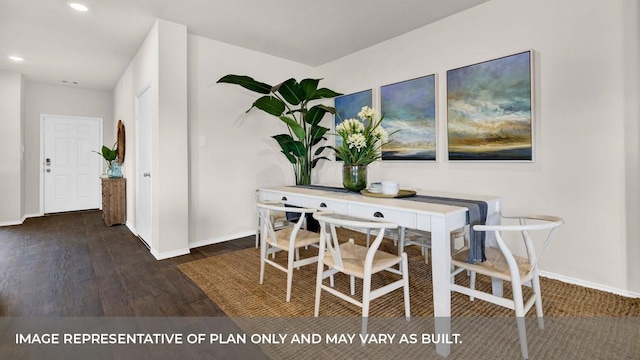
[101, 177, 126, 226]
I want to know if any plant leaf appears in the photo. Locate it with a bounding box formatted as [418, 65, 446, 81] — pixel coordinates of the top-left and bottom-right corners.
[300, 78, 320, 99]
[253, 96, 285, 116]
[217, 74, 272, 94]
[309, 125, 329, 143]
[317, 104, 337, 114]
[101, 146, 117, 162]
[272, 134, 306, 157]
[289, 141, 307, 157]
[272, 134, 295, 148]
[312, 88, 343, 100]
[305, 105, 328, 126]
[314, 145, 331, 156]
[279, 116, 306, 141]
[281, 151, 297, 164]
[275, 78, 304, 106]
[311, 156, 330, 168]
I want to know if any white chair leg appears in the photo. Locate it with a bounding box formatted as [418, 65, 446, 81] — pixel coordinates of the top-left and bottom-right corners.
[362, 274, 372, 335]
[259, 242, 266, 284]
[470, 271, 476, 301]
[314, 264, 324, 317]
[531, 271, 545, 329]
[350, 276, 356, 296]
[512, 281, 529, 359]
[361, 317, 368, 343]
[401, 254, 411, 320]
[286, 248, 295, 302]
[516, 316, 529, 359]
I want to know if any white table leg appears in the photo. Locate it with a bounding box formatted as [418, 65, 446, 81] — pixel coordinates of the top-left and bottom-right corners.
[430, 217, 451, 357]
[397, 226, 406, 256]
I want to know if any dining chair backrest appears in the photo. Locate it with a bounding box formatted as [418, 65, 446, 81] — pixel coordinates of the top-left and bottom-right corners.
[312, 212, 398, 274]
[256, 202, 316, 247]
[474, 214, 564, 279]
[254, 191, 291, 248]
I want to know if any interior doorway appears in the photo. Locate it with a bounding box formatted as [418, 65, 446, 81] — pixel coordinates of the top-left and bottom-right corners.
[135, 84, 152, 245]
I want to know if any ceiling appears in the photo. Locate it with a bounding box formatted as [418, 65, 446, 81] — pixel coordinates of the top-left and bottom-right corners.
[0, 0, 490, 91]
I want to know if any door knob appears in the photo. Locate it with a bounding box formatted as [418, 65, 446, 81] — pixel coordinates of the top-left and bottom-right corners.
[46, 169, 51, 173]
[143, 173, 151, 177]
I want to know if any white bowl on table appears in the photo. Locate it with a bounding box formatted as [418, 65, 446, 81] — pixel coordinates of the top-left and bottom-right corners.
[381, 181, 399, 196]
[368, 182, 382, 193]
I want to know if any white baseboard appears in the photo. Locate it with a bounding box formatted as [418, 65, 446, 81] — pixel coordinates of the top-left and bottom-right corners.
[189, 230, 255, 249]
[0, 213, 41, 227]
[539, 270, 640, 298]
[125, 221, 137, 235]
[0, 219, 22, 227]
[150, 247, 191, 260]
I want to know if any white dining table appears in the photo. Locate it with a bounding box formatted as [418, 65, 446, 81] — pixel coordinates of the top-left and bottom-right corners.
[257, 185, 501, 357]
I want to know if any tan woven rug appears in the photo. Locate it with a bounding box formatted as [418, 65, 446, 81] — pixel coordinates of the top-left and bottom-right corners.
[178, 230, 640, 359]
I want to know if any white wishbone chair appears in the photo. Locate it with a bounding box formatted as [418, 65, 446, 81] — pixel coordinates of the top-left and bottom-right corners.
[257, 202, 320, 302]
[312, 212, 410, 327]
[450, 214, 564, 359]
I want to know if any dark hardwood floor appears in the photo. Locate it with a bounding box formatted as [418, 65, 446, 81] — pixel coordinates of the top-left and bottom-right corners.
[0, 210, 255, 317]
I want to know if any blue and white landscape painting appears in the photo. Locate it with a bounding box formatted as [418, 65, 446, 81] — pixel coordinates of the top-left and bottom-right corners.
[447, 51, 533, 161]
[380, 75, 436, 161]
[334, 89, 372, 148]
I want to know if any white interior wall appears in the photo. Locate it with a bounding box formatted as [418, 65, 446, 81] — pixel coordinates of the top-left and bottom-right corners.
[0, 70, 23, 224]
[622, 0, 640, 293]
[187, 35, 314, 246]
[113, 21, 159, 237]
[23, 82, 113, 216]
[312, 0, 637, 294]
[113, 19, 189, 259]
[156, 20, 189, 256]
[20, 75, 25, 221]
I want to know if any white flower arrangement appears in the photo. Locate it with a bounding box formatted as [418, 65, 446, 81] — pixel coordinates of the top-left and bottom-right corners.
[333, 106, 392, 166]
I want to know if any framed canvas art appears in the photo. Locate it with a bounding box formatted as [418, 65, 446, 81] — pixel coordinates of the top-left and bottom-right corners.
[333, 89, 372, 148]
[447, 50, 533, 161]
[380, 74, 437, 161]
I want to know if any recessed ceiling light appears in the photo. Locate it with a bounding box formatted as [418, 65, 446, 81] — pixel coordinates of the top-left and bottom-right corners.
[8, 55, 24, 62]
[68, 2, 89, 12]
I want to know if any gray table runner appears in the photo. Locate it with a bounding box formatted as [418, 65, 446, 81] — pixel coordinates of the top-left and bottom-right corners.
[292, 185, 488, 263]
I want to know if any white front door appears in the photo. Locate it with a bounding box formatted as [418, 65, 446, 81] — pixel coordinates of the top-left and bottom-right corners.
[135, 85, 152, 244]
[43, 115, 102, 214]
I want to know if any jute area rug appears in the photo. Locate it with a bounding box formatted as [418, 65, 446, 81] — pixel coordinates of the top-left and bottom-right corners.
[178, 229, 640, 359]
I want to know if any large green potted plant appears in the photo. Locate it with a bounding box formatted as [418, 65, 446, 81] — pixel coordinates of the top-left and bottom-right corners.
[217, 75, 342, 185]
